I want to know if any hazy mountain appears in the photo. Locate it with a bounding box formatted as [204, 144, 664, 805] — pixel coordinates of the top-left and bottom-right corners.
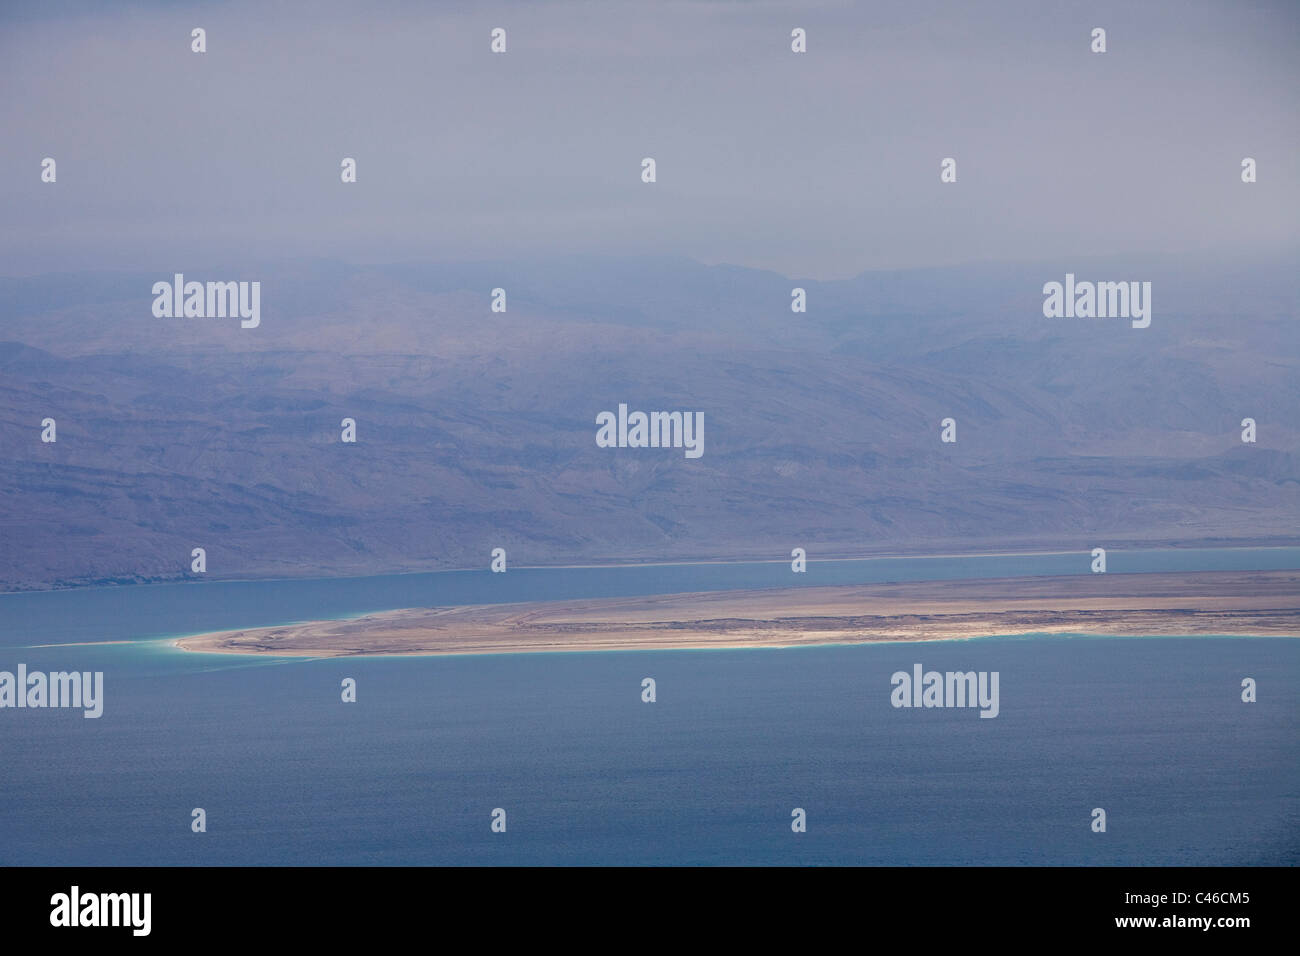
[0, 253, 1296, 589]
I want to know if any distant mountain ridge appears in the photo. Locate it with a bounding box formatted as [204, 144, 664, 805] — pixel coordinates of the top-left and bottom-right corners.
[0, 253, 1296, 590]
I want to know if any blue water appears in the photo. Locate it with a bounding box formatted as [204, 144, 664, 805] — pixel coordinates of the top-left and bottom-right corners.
[3, 546, 1298, 649]
[0, 550, 1296, 865]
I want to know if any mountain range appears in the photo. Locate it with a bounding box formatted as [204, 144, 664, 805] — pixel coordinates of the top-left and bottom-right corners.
[0, 251, 1296, 590]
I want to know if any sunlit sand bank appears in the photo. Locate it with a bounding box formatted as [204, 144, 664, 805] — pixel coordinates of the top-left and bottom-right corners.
[172, 570, 1300, 657]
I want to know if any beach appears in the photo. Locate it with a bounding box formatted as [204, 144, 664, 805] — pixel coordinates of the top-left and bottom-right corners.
[174, 569, 1300, 657]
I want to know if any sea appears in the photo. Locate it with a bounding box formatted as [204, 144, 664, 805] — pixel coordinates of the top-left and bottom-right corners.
[0, 547, 1296, 865]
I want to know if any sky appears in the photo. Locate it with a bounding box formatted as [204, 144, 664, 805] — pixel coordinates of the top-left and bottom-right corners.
[1, 0, 1296, 278]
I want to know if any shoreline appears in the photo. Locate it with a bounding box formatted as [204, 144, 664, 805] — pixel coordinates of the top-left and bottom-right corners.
[169, 630, 1295, 660]
[8, 541, 1300, 596]
[173, 569, 1300, 658]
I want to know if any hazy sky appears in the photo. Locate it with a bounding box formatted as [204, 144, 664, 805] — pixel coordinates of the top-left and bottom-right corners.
[1, 0, 1296, 278]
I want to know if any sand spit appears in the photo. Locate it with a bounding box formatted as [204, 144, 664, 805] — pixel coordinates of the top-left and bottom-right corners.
[172, 570, 1300, 657]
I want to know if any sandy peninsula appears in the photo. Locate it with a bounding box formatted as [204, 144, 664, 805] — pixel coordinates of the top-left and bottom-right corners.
[173, 569, 1300, 657]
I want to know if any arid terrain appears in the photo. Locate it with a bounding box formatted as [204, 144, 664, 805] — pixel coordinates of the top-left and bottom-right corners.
[2, 256, 1298, 591]
[175, 569, 1300, 657]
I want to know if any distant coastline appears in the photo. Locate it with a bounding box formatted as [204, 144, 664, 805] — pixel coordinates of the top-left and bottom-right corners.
[7, 539, 1300, 595]
[174, 569, 1300, 658]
